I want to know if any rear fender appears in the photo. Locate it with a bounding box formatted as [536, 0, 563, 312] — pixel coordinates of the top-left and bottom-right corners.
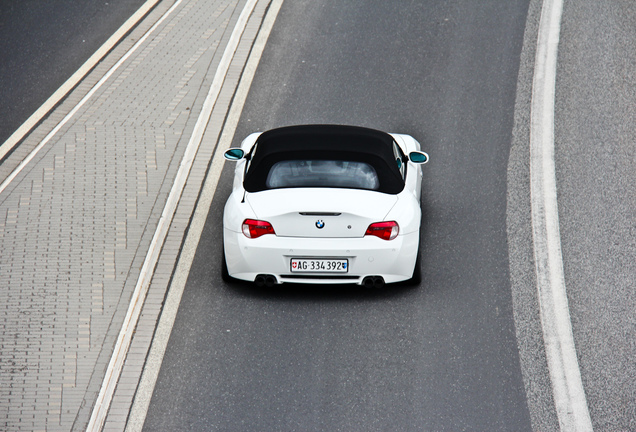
[385, 192, 421, 235]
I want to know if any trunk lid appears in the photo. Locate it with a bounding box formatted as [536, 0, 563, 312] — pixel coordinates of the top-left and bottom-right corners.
[246, 188, 397, 238]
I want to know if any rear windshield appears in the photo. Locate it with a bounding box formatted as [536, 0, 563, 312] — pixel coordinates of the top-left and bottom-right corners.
[265, 160, 380, 190]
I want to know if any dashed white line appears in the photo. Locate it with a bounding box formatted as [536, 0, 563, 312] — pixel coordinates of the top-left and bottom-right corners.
[530, 0, 593, 430]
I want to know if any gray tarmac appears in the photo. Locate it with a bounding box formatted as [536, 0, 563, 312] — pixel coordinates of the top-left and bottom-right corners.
[508, 0, 636, 430]
[556, 1, 636, 429]
[0, 0, 634, 430]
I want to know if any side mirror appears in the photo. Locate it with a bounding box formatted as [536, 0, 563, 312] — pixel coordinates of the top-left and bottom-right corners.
[224, 148, 245, 161]
[409, 151, 429, 164]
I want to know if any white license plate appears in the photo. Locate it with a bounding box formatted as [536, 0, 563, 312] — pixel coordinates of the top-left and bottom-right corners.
[290, 258, 348, 273]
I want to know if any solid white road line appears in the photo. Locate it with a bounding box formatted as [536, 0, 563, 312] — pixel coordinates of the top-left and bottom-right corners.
[530, 0, 593, 430]
[0, 0, 184, 197]
[0, 0, 162, 162]
[124, 1, 285, 431]
[85, 0, 260, 430]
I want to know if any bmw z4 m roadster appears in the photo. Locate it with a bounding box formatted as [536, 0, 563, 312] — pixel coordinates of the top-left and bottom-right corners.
[222, 125, 429, 288]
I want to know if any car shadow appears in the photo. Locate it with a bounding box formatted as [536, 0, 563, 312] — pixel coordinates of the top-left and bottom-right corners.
[224, 278, 421, 303]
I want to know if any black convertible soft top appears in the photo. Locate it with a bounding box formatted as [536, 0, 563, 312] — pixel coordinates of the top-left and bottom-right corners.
[243, 125, 405, 194]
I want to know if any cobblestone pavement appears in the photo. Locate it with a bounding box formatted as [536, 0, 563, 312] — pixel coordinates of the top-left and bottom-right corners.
[0, 0, 269, 430]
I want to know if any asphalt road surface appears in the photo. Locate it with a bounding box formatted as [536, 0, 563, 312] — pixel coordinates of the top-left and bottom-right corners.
[507, 1, 636, 430]
[0, 0, 147, 145]
[553, 1, 636, 429]
[4, 0, 633, 430]
[144, 1, 534, 430]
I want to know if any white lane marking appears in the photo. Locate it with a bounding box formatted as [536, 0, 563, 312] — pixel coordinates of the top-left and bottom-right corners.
[124, 1, 284, 430]
[530, 0, 593, 430]
[0, 0, 162, 162]
[0, 0, 182, 197]
[85, 0, 260, 430]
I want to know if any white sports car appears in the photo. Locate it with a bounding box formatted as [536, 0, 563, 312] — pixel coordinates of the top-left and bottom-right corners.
[222, 125, 429, 288]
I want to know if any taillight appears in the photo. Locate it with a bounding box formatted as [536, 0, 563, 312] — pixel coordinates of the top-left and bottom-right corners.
[365, 221, 399, 240]
[242, 219, 275, 239]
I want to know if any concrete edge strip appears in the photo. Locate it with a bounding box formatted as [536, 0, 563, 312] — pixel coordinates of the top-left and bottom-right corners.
[124, 0, 285, 430]
[0, 0, 184, 197]
[530, 0, 593, 430]
[0, 0, 163, 162]
[85, 0, 259, 430]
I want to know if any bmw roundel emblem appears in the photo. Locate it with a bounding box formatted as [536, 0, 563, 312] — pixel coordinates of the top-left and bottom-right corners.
[315, 220, 325, 229]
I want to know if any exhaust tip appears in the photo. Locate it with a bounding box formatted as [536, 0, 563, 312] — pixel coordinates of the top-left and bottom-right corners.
[363, 276, 385, 289]
[255, 274, 277, 288]
[265, 275, 277, 288]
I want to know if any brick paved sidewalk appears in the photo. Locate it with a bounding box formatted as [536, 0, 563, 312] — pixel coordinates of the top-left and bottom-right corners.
[0, 0, 269, 430]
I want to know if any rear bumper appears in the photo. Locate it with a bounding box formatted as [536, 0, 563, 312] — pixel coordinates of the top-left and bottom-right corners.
[223, 229, 419, 285]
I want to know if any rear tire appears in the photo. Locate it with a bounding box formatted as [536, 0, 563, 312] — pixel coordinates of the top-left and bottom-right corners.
[221, 241, 234, 283]
[407, 247, 422, 286]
